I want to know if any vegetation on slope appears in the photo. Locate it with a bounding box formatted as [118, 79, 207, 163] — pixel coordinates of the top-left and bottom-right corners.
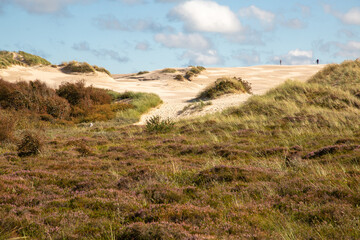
[198, 76, 252, 99]
[0, 60, 360, 239]
[0, 51, 50, 69]
[184, 66, 206, 80]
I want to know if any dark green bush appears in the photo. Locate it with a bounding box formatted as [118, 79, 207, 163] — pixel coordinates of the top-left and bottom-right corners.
[17, 131, 42, 157]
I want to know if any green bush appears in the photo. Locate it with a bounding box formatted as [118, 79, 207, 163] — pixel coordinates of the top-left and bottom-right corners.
[198, 77, 252, 99]
[17, 131, 42, 157]
[146, 115, 174, 133]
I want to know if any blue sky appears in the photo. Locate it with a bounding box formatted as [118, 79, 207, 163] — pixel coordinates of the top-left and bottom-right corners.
[0, 0, 359, 73]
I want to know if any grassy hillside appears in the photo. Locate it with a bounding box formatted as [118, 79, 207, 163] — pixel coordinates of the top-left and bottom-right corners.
[0, 51, 112, 75]
[0, 51, 50, 68]
[0, 60, 360, 239]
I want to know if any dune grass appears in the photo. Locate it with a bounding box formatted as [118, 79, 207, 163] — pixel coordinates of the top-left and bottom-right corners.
[0, 51, 24, 68]
[198, 76, 252, 99]
[161, 68, 177, 73]
[0, 60, 360, 239]
[0, 51, 51, 68]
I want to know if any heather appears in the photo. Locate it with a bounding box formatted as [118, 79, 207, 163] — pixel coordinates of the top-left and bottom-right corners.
[0, 60, 360, 239]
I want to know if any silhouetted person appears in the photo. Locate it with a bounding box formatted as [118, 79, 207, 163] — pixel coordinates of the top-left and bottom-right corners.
[280, 59, 282, 65]
[316, 59, 319, 65]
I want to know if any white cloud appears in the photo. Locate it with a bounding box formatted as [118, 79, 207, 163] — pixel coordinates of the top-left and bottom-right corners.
[272, 49, 313, 65]
[325, 5, 360, 26]
[340, 7, 360, 25]
[72, 41, 129, 62]
[239, 5, 275, 30]
[282, 18, 306, 29]
[154, 32, 211, 50]
[94, 15, 169, 32]
[182, 49, 221, 65]
[233, 50, 261, 65]
[169, 0, 242, 33]
[136, 42, 150, 51]
[335, 41, 360, 58]
[11, 0, 90, 14]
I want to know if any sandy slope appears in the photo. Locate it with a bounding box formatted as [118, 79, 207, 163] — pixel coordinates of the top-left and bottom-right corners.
[113, 65, 325, 124]
[0, 64, 325, 124]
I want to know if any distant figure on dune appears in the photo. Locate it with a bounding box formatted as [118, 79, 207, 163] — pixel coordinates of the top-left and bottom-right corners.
[316, 59, 319, 65]
[280, 60, 282, 65]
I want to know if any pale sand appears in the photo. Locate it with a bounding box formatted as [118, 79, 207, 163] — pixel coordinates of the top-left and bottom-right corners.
[0, 64, 325, 124]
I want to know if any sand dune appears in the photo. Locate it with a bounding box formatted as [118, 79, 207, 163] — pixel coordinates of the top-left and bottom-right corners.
[0, 64, 325, 124]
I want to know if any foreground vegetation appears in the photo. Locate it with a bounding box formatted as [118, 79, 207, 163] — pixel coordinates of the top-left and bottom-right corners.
[0, 60, 360, 239]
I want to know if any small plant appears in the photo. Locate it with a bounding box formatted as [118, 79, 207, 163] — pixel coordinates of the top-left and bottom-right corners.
[162, 68, 177, 73]
[146, 115, 174, 133]
[17, 131, 42, 157]
[137, 71, 149, 75]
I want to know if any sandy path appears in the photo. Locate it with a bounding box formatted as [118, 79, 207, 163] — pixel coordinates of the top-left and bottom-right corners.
[123, 65, 325, 124]
[1, 64, 325, 124]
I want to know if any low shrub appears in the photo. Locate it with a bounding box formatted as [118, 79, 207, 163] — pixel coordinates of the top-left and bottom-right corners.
[198, 77, 252, 99]
[17, 131, 42, 157]
[0, 79, 71, 119]
[0, 112, 15, 142]
[146, 115, 174, 133]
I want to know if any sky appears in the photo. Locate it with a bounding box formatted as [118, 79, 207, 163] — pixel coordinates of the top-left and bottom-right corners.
[0, 0, 359, 74]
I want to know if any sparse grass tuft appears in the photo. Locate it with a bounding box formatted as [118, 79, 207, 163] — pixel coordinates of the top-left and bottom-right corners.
[184, 66, 206, 80]
[137, 71, 149, 75]
[162, 68, 177, 73]
[146, 115, 175, 133]
[93, 65, 111, 76]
